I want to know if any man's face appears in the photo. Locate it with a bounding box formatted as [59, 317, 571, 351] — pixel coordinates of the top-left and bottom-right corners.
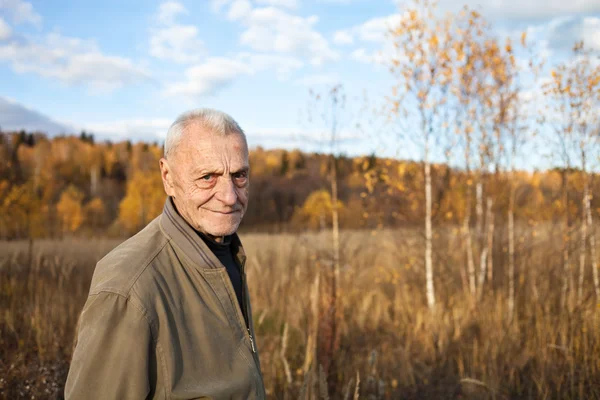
[160, 124, 249, 240]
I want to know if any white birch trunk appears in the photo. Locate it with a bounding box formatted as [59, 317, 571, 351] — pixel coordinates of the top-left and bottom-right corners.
[424, 140, 435, 310]
[477, 197, 493, 300]
[578, 159, 588, 303]
[462, 137, 474, 297]
[476, 181, 483, 238]
[585, 183, 599, 299]
[463, 214, 476, 297]
[486, 197, 494, 284]
[478, 247, 488, 301]
[561, 171, 571, 310]
[508, 184, 516, 320]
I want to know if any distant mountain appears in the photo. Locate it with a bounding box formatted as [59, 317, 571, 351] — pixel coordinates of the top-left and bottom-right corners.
[0, 96, 73, 135]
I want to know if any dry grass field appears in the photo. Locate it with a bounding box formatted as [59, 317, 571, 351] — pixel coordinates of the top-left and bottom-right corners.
[1, 227, 599, 399]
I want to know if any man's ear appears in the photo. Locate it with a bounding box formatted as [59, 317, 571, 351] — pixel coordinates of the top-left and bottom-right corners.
[159, 158, 176, 196]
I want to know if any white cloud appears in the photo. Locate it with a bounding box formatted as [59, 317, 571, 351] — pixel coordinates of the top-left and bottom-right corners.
[522, 16, 600, 57]
[82, 118, 172, 141]
[240, 52, 303, 79]
[318, 0, 354, 3]
[0, 96, 72, 134]
[582, 17, 600, 50]
[294, 73, 340, 86]
[157, 1, 187, 24]
[335, 13, 403, 46]
[0, 0, 41, 26]
[245, 126, 363, 149]
[332, 13, 406, 67]
[150, 2, 205, 64]
[389, 0, 600, 18]
[212, 0, 299, 12]
[165, 52, 303, 98]
[227, 0, 253, 20]
[0, 32, 150, 92]
[355, 14, 403, 42]
[211, 2, 339, 66]
[150, 25, 204, 63]
[256, 0, 298, 8]
[163, 1, 320, 98]
[165, 57, 253, 97]
[435, 0, 600, 18]
[0, 17, 11, 40]
[211, 0, 232, 13]
[0, 0, 148, 92]
[233, 6, 339, 66]
[349, 47, 368, 63]
[333, 30, 353, 45]
[350, 47, 389, 65]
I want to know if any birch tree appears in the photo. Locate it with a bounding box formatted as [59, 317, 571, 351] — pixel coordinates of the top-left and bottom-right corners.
[492, 34, 535, 319]
[387, 0, 456, 310]
[453, 8, 490, 298]
[544, 41, 600, 302]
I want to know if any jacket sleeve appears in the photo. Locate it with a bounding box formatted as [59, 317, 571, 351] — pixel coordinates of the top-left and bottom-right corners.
[65, 291, 152, 399]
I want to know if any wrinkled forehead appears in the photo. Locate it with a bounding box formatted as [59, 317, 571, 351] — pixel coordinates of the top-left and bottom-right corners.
[175, 123, 248, 163]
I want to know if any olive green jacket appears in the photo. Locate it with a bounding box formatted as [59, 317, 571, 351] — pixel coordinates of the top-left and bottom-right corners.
[65, 197, 265, 399]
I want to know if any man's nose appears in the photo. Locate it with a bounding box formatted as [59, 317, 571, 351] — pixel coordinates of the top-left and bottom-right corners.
[215, 177, 238, 207]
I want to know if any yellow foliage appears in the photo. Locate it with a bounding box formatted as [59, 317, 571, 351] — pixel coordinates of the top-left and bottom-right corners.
[293, 190, 344, 230]
[57, 185, 85, 234]
[0, 182, 46, 238]
[429, 34, 439, 49]
[397, 164, 406, 176]
[84, 197, 107, 229]
[266, 154, 280, 169]
[118, 171, 165, 234]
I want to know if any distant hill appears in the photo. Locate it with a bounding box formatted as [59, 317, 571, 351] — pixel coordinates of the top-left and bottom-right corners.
[0, 97, 73, 136]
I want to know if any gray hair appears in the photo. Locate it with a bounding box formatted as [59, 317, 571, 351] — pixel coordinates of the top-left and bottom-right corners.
[164, 108, 246, 159]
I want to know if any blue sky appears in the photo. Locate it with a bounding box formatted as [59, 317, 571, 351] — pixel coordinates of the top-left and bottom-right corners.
[0, 0, 599, 168]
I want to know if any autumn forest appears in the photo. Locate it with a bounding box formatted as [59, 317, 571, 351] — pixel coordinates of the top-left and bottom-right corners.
[3, 130, 596, 238]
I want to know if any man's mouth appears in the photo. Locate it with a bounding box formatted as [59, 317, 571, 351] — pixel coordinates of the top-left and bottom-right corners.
[209, 209, 240, 215]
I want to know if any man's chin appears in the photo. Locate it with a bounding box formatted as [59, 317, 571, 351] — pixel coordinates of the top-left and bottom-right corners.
[191, 210, 243, 238]
[203, 222, 240, 238]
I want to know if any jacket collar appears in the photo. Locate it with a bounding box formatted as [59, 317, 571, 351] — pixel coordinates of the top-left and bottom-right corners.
[160, 196, 246, 270]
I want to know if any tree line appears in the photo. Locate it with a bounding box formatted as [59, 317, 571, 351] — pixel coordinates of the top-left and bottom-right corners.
[0, 130, 597, 239]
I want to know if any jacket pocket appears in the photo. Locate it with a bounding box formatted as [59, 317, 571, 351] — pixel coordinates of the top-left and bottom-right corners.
[237, 338, 261, 400]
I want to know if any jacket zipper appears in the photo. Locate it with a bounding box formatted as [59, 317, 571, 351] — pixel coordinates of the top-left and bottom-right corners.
[248, 328, 256, 353]
[240, 258, 256, 354]
[239, 256, 266, 398]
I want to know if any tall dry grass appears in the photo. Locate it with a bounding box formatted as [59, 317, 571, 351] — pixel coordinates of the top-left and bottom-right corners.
[1, 227, 599, 399]
[0, 239, 120, 399]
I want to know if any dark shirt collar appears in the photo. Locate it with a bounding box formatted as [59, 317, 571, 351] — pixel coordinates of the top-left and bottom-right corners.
[159, 196, 246, 270]
[196, 230, 232, 249]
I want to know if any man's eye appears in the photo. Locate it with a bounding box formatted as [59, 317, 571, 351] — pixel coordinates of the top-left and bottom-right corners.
[200, 174, 213, 181]
[234, 172, 248, 180]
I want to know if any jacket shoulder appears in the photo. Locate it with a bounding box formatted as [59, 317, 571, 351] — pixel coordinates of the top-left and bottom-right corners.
[89, 216, 169, 297]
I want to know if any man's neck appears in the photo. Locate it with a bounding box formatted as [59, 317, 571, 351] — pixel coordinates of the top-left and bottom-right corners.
[202, 232, 228, 245]
[208, 234, 225, 243]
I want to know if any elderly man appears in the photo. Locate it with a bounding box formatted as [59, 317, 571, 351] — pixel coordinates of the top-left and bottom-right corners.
[65, 109, 266, 399]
